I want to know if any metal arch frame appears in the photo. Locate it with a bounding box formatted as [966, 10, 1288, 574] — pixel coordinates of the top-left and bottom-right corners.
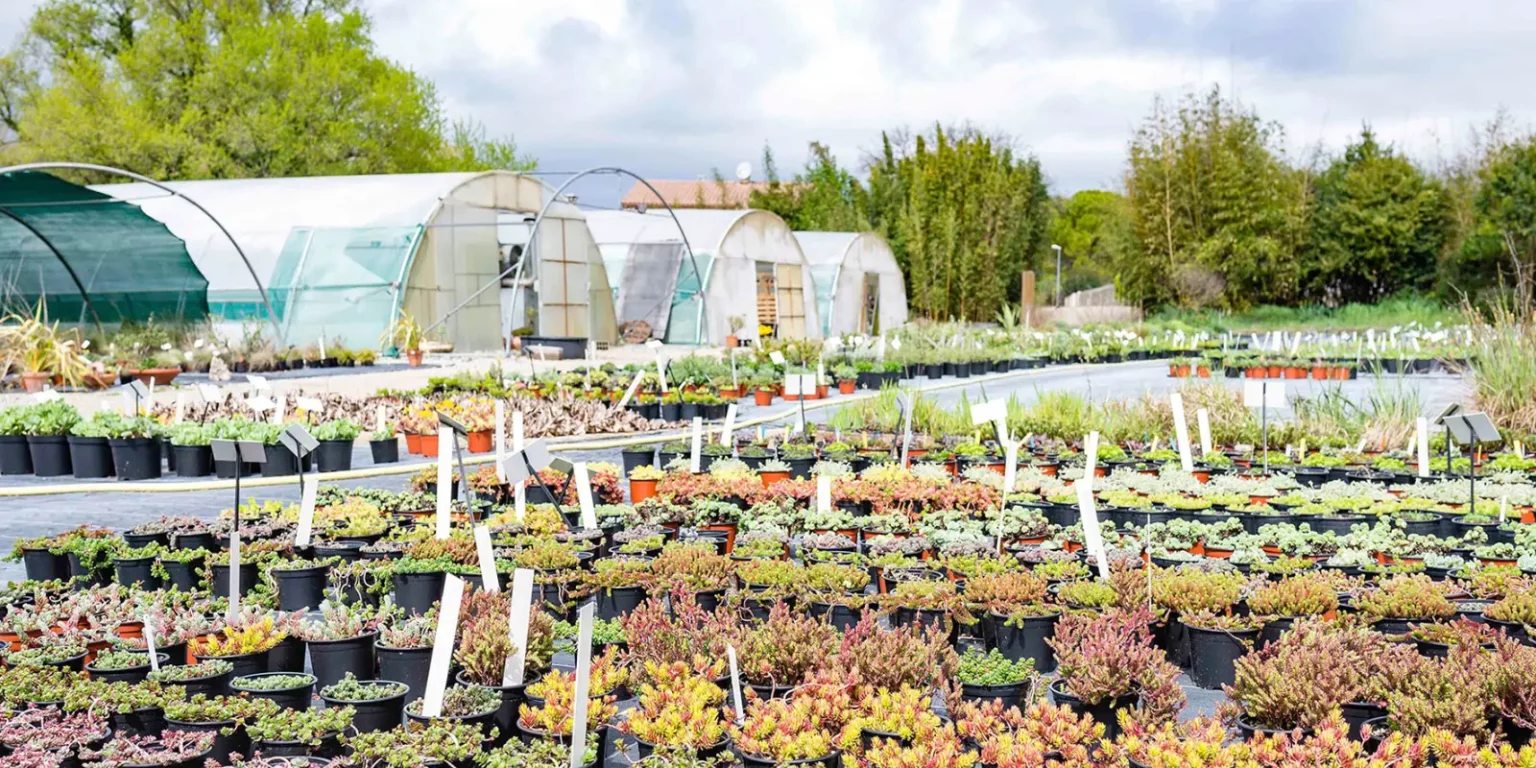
[423, 167, 710, 345]
[0, 206, 104, 330]
[0, 162, 284, 343]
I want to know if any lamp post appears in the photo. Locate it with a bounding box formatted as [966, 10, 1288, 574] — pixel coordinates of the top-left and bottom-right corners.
[1052, 244, 1063, 307]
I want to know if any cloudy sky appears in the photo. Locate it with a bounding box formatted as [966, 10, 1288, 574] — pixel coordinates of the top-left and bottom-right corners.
[6, 0, 1536, 206]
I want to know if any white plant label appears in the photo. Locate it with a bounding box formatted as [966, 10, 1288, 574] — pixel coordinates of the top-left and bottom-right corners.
[971, 400, 1009, 447]
[295, 474, 317, 547]
[296, 396, 324, 413]
[689, 417, 704, 474]
[1416, 417, 1431, 478]
[143, 616, 160, 672]
[1078, 483, 1111, 581]
[568, 603, 596, 768]
[728, 645, 745, 725]
[769, 351, 787, 365]
[420, 575, 465, 718]
[718, 404, 738, 447]
[226, 531, 241, 620]
[1501, 496, 1509, 524]
[503, 569, 534, 685]
[1082, 431, 1100, 492]
[617, 375, 644, 409]
[816, 358, 825, 387]
[1169, 393, 1194, 473]
[269, 397, 285, 426]
[172, 395, 185, 424]
[494, 400, 507, 482]
[474, 526, 499, 593]
[513, 411, 526, 522]
[1196, 408, 1213, 456]
[654, 355, 668, 394]
[1003, 441, 1018, 495]
[198, 384, 221, 403]
[31, 390, 62, 404]
[374, 405, 387, 435]
[248, 375, 270, 391]
[435, 430, 453, 539]
[817, 474, 832, 514]
[783, 373, 802, 397]
[574, 463, 597, 529]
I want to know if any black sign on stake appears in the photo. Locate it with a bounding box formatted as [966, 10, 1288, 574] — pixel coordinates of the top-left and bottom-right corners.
[1444, 411, 1500, 511]
[211, 439, 267, 535]
[437, 412, 478, 517]
[278, 423, 320, 548]
[500, 438, 561, 510]
[119, 379, 150, 416]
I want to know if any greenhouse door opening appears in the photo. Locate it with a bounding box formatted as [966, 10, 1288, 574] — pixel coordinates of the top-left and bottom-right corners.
[861, 272, 880, 334]
[755, 261, 778, 338]
[775, 263, 807, 338]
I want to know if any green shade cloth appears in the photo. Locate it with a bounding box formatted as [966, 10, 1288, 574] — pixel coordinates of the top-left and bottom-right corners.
[0, 171, 208, 324]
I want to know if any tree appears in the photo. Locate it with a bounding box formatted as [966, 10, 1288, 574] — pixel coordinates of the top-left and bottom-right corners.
[1045, 189, 1134, 298]
[1300, 128, 1449, 304]
[0, 0, 532, 180]
[865, 125, 1051, 321]
[1123, 87, 1308, 310]
[1457, 136, 1536, 313]
[749, 142, 867, 231]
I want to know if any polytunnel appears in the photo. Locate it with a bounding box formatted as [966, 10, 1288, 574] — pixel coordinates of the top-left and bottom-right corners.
[792, 231, 908, 337]
[586, 208, 821, 345]
[93, 171, 615, 351]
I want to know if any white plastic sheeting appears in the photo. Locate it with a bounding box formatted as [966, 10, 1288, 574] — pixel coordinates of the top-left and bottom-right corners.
[793, 231, 908, 336]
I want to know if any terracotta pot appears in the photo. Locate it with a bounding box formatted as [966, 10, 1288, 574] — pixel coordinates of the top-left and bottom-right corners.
[1196, 367, 1211, 378]
[420, 435, 439, 458]
[134, 368, 181, 386]
[719, 387, 740, 399]
[1192, 470, 1211, 483]
[784, 393, 801, 402]
[83, 372, 117, 390]
[20, 372, 49, 393]
[404, 432, 422, 455]
[838, 380, 856, 394]
[1331, 367, 1350, 380]
[760, 471, 790, 488]
[1311, 366, 1329, 380]
[725, 334, 739, 349]
[754, 390, 773, 406]
[1266, 366, 1283, 378]
[466, 431, 493, 454]
[405, 349, 424, 367]
[630, 478, 658, 503]
[816, 385, 829, 399]
[1285, 367, 1306, 379]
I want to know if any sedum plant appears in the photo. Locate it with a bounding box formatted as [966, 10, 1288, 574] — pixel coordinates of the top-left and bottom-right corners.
[619, 661, 727, 749]
[728, 696, 837, 762]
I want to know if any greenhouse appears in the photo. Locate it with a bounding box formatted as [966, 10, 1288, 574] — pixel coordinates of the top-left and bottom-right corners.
[586, 208, 821, 345]
[793, 231, 908, 337]
[92, 171, 614, 351]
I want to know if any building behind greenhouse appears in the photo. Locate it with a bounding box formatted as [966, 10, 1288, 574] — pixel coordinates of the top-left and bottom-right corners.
[587, 208, 822, 345]
[79, 170, 614, 351]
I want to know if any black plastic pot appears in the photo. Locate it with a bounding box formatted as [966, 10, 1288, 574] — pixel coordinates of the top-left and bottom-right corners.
[68, 435, 114, 478]
[595, 585, 647, 620]
[0, 434, 33, 474]
[406, 706, 497, 735]
[635, 735, 730, 759]
[174, 531, 215, 551]
[172, 445, 212, 477]
[738, 750, 840, 768]
[85, 653, 169, 686]
[308, 631, 378, 692]
[393, 570, 448, 615]
[109, 706, 166, 739]
[321, 681, 408, 734]
[108, 437, 161, 480]
[27, 434, 72, 476]
[959, 680, 1027, 709]
[268, 636, 307, 674]
[274, 563, 331, 612]
[455, 672, 528, 746]
[991, 611, 1059, 673]
[164, 665, 232, 697]
[785, 457, 815, 479]
[199, 650, 268, 684]
[210, 562, 258, 600]
[1049, 679, 1135, 742]
[369, 438, 399, 464]
[67, 551, 110, 588]
[378, 645, 433, 704]
[21, 546, 68, 582]
[160, 557, 205, 592]
[806, 601, 862, 632]
[165, 717, 247, 765]
[233, 672, 315, 710]
[260, 444, 312, 477]
[1259, 616, 1299, 649]
[620, 447, 655, 477]
[114, 555, 162, 590]
[252, 734, 342, 759]
[315, 440, 353, 473]
[124, 530, 170, 549]
[1186, 624, 1260, 689]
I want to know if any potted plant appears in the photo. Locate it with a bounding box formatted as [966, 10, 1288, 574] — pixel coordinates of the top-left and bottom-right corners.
[22, 401, 79, 477]
[101, 413, 163, 481]
[834, 365, 858, 395]
[231, 672, 316, 711]
[344, 719, 485, 766]
[0, 405, 32, 475]
[728, 696, 839, 767]
[735, 603, 839, 698]
[78, 730, 214, 767]
[147, 659, 235, 698]
[319, 674, 409, 734]
[190, 618, 287, 680]
[454, 591, 557, 740]
[311, 419, 361, 472]
[405, 684, 501, 733]
[368, 424, 399, 465]
[166, 423, 212, 477]
[726, 315, 745, 349]
[382, 311, 425, 367]
[67, 411, 116, 479]
[1047, 607, 1183, 741]
[297, 600, 380, 691]
[619, 662, 729, 758]
[163, 693, 280, 764]
[629, 464, 664, 503]
[954, 648, 1036, 709]
[85, 650, 170, 686]
[377, 613, 436, 703]
[1180, 610, 1264, 690]
[0, 708, 111, 765]
[246, 705, 354, 758]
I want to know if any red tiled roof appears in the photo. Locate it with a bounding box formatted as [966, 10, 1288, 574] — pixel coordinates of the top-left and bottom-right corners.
[620, 179, 799, 209]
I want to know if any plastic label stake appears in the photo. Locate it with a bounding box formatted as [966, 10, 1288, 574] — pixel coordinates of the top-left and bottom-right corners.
[420, 574, 465, 718]
[817, 474, 832, 514]
[718, 404, 738, 447]
[728, 645, 745, 725]
[1170, 393, 1194, 473]
[689, 417, 704, 474]
[617, 375, 644, 408]
[226, 531, 241, 620]
[1416, 417, 1431, 478]
[503, 569, 534, 685]
[435, 430, 453, 539]
[144, 617, 160, 672]
[1078, 483, 1110, 581]
[474, 526, 499, 593]
[295, 474, 317, 546]
[513, 411, 526, 522]
[1196, 408, 1213, 456]
[574, 463, 597, 529]
[375, 405, 387, 435]
[568, 603, 596, 768]
[494, 401, 507, 482]
[1081, 431, 1100, 493]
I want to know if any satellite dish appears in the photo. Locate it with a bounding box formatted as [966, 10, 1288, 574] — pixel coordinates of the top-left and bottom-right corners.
[735, 162, 752, 182]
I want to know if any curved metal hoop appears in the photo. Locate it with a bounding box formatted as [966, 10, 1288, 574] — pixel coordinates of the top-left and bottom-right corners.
[0, 162, 283, 342]
[423, 167, 709, 345]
